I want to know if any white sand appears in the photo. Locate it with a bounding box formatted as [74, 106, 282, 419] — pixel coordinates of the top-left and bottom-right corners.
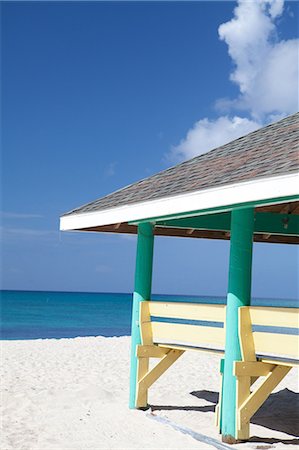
[1, 336, 298, 450]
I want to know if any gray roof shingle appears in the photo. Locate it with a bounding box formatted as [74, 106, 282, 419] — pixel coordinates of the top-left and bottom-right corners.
[62, 112, 299, 217]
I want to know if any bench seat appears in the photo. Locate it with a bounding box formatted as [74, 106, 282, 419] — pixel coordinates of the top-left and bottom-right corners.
[135, 301, 298, 441]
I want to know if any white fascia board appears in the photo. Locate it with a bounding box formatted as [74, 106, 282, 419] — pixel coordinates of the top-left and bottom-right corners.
[60, 173, 299, 231]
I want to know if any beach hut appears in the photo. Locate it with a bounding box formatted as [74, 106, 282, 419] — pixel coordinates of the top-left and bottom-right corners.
[60, 112, 299, 443]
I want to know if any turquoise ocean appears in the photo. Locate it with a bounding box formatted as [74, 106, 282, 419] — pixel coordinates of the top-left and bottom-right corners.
[1, 290, 298, 340]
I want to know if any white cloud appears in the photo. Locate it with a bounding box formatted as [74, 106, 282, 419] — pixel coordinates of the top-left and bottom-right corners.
[0, 226, 57, 241]
[269, 0, 284, 18]
[246, 39, 299, 117]
[218, 0, 298, 119]
[169, 116, 261, 162]
[1, 212, 43, 219]
[1, 227, 54, 237]
[168, 0, 298, 162]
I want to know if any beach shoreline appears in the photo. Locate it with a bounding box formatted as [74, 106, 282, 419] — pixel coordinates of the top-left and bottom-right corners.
[1, 336, 298, 450]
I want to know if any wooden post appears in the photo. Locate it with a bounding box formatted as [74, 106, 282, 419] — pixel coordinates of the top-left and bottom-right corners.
[129, 222, 154, 409]
[220, 208, 254, 443]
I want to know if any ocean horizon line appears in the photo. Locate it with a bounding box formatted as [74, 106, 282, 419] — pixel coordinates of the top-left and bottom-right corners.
[1, 288, 298, 302]
[1, 290, 298, 341]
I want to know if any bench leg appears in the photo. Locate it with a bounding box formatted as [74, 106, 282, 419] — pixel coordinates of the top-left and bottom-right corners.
[215, 358, 224, 430]
[234, 361, 291, 439]
[219, 360, 250, 439]
[136, 348, 184, 408]
[135, 345, 170, 408]
[136, 356, 149, 408]
[236, 375, 251, 440]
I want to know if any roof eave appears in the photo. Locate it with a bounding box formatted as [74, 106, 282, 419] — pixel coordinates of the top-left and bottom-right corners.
[59, 172, 299, 231]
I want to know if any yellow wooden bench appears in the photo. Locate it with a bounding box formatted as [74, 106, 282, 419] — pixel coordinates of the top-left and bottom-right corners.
[136, 301, 226, 408]
[233, 306, 299, 439]
[135, 301, 298, 441]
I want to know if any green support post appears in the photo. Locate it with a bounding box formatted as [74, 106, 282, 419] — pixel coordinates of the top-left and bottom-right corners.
[220, 208, 254, 443]
[129, 222, 154, 409]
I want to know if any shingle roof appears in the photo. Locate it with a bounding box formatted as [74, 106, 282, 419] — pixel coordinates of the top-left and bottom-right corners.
[63, 113, 299, 217]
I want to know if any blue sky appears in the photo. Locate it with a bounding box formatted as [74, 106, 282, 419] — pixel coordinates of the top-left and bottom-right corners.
[1, 1, 298, 298]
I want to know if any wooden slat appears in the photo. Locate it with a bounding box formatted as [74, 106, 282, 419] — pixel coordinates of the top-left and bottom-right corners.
[137, 302, 152, 408]
[158, 343, 224, 355]
[259, 357, 299, 367]
[239, 308, 256, 362]
[215, 403, 220, 428]
[216, 361, 224, 430]
[136, 345, 168, 358]
[234, 361, 275, 377]
[253, 332, 299, 359]
[136, 357, 149, 407]
[81, 223, 299, 244]
[256, 201, 299, 214]
[236, 375, 250, 439]
[248, 306, 298, 328]
[151, 322, 225, 347]
[140, 302, 153, 346]
[148, 301, 226, 322]
[215, 385, 222, 429]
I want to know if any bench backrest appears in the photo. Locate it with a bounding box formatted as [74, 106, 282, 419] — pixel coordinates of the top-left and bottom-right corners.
[140, 301, 226, 351]
[238, 306, 299, 362]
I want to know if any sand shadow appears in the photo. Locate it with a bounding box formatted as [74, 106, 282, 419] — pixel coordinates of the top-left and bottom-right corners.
[190, 389, 219, 404]
[250, 388, 299, 437]
[247, 436, 299, 445]
[150, 390, 218, 412]
[151, 388, 299, 444]
[150, 404, 215, 412]
[190, 388, 299, 442]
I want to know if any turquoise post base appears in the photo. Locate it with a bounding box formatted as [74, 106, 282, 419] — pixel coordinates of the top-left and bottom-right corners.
[220, 208, 254, 442]
[129, 223, 154, 409]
